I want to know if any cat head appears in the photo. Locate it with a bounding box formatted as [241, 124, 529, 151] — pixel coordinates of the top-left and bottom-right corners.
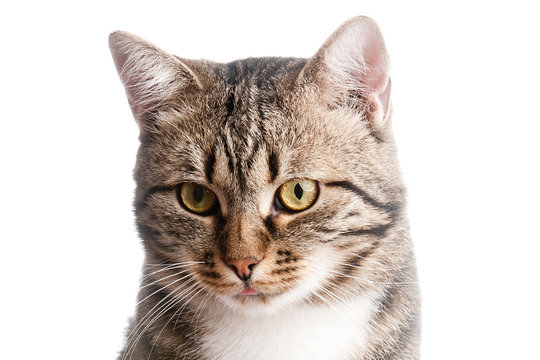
[110, 16, 408, 314]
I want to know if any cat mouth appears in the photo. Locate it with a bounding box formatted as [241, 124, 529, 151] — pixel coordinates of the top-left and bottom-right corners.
[238, 286, 260, 296]
[233, 286, 282, 302]
[232, 285, 280, 302]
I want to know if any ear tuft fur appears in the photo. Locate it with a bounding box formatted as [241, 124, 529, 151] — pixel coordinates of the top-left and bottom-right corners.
[301, 16, 391, 126]
[108, 31, 201, 121]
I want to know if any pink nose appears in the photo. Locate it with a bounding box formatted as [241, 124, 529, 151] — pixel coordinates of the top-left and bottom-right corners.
[227, 257, 259, 281]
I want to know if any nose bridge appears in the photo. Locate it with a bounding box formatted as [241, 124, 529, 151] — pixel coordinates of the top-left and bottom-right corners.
[222, 210, 266, 262]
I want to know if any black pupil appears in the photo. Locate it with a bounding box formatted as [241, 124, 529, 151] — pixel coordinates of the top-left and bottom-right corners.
[193, 186, 204, 203]
[294, 183, 303, 200]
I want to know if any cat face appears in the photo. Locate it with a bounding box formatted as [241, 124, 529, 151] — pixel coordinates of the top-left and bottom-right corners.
[110, 17, 408, 314]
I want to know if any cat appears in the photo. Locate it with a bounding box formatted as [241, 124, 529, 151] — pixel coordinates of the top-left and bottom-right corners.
[109, 16, 420, 360]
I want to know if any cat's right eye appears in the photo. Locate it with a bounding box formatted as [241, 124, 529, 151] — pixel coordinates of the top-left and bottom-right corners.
[177, 183, 218, 215]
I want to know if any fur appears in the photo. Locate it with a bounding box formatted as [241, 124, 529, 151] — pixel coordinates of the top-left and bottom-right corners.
[110, 16, 420, 360]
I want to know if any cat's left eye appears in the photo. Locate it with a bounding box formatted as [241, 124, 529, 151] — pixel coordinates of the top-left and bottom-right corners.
[177, 183, 218, 215]
[276, 179, 319, 212]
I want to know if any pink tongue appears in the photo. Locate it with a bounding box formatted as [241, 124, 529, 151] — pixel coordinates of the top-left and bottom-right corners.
[239, 287, 259, 295]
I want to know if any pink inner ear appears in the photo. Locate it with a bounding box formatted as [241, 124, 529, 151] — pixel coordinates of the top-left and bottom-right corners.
[358, 23, 391, 116]
[375, 77, 391, 117]
[362, 30, 389, 93]
[311, 17, 391, 120]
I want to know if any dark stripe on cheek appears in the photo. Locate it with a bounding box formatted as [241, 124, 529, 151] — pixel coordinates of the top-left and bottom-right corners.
[341, 254, 362, 277]
[136, 186, 174, 214]
[326, 181, 399, 214]
[340, 246, 378, 277]
[137, 223, 162, 239]
[341, 223, 393, 237]
[201, 271, 221, 279]
[272, 266, 297, 275]
[141, 236, 180, 259]
[145, 185, 173, 198]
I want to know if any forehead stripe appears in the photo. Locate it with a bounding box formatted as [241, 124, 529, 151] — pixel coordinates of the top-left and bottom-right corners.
[268, 150, 279, 183]
[204, 148, 216, 183]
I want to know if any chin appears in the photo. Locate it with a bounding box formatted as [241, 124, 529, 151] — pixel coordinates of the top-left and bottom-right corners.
[215, 283, 317, 316]
[215, 293, 282, 316]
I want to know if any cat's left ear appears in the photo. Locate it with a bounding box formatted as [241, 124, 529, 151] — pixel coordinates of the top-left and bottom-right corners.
[300, 16, 391, 131]
[109, 31, 202, 128]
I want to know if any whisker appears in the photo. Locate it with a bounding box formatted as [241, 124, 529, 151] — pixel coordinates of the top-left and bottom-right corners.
[145, 261, 204, 267]
[123, 289, 180, 360]
[139, 267, 196, 290]
[308, 254, 412, 272]
[309, 288, 347, 321]
[126, 280, 200, 360]
[308, 262, 418, 287]
[148, 284, 208, 360]
[171, 283, 209, 329]
[192, 287, 213, 326]
[136, 273, 193, 307]
[123, 278, 197, 360]
[140, 261, 204, 282]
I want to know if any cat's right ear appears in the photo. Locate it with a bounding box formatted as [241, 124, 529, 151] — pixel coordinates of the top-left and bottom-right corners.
[108, 31, 202, 128]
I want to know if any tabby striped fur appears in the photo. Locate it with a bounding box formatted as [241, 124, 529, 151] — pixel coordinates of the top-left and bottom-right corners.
[110, 16, 420, 360]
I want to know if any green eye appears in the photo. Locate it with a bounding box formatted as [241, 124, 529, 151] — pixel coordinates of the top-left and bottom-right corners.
[277, 179, 319, 211]
[178, 183, 217, 214]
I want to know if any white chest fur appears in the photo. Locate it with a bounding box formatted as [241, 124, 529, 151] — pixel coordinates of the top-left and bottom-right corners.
[199, 292, 379, 360]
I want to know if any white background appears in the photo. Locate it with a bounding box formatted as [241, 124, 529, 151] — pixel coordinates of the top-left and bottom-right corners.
[1, 1, 539, 359]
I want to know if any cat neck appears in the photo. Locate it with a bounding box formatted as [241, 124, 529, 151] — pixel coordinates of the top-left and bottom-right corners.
[198, 290, 381, 360]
